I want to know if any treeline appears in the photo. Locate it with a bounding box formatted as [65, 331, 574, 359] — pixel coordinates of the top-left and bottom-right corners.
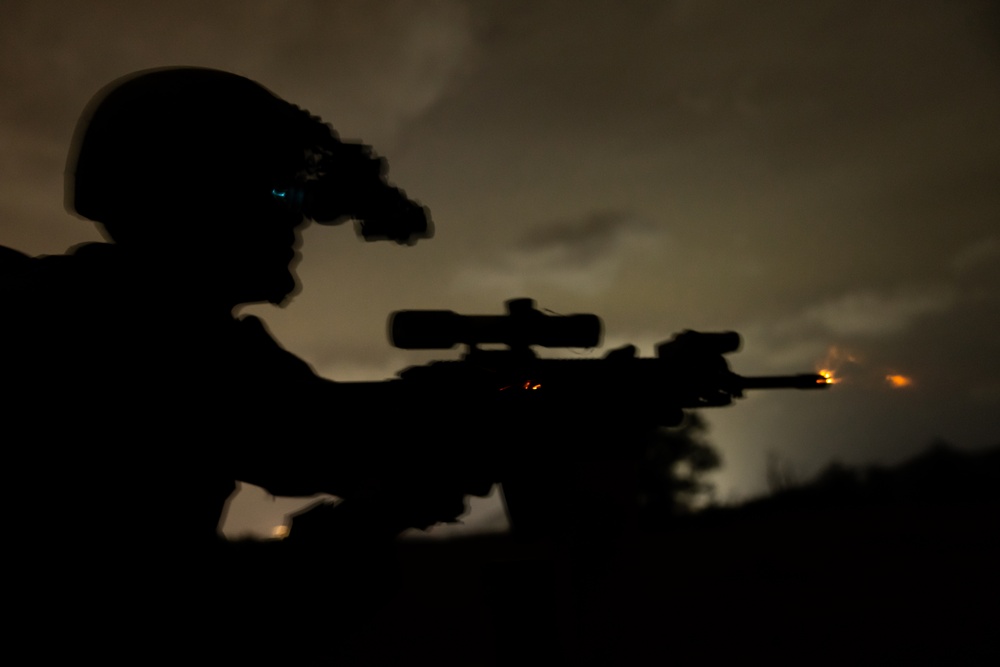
[721, 439, 1000, 517]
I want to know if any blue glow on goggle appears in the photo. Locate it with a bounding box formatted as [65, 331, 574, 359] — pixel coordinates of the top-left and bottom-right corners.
[271, 187, 305, 209]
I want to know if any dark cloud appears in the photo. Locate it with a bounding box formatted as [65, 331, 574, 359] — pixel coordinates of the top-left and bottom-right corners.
[779, 286, 956, 339]
[516, 210, 645, 266]
[0, 0, 478, 139]
[451, 209, 666, 297]
[949, 236, 1000, 273]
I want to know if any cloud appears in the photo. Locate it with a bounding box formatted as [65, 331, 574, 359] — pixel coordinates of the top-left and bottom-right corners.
[453, 210, 666, 295]
[796, 287, 956, 337]
[516, 210, 645, 266]
[0, 1, 478, 141]
[730, 284, 958, 372]
[949, 236, 1000, 273]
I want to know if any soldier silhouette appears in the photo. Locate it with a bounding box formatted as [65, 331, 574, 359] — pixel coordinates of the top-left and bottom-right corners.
[0, 67, 468, 660]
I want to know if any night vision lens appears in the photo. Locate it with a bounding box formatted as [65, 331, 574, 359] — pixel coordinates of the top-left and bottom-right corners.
[271, 187, 305, 209]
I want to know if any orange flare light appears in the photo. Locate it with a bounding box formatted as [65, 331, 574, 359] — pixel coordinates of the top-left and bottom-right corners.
[818, 369, 839, 385]
[885, 374, 913, 388]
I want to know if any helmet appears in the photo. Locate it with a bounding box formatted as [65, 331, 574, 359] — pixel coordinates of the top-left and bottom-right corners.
[67, 67, 431, 245]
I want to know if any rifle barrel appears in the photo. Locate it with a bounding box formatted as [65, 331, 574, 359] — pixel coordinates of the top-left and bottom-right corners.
[739, 374, 830, 390]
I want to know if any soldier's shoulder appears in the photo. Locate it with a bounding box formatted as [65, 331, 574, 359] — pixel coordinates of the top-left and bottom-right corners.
[1, 242, 120, 308]
[0, 242, 116, 282]
[0, 245, 33, 280]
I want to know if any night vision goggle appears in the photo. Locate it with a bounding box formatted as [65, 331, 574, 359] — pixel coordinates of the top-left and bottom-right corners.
[270, 140, 432, 246]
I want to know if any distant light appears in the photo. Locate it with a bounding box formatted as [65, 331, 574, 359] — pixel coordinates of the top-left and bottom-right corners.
[885, 374, 913, 388]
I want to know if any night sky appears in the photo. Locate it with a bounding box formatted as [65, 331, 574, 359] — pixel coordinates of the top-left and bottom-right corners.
[3, 1, 999, 537]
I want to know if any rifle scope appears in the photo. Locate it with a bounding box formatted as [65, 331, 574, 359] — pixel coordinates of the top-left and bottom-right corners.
[389, 298, 602, 350]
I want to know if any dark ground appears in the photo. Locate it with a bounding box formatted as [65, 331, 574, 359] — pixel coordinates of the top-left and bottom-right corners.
[338, 446, 998, 665]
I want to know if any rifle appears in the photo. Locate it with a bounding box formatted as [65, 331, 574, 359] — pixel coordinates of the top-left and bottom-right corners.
[337, 298, 828, 534]
[362, 297, 827, 414]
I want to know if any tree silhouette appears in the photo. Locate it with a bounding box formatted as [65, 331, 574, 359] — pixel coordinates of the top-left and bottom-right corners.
[636, 412, 721, 526]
